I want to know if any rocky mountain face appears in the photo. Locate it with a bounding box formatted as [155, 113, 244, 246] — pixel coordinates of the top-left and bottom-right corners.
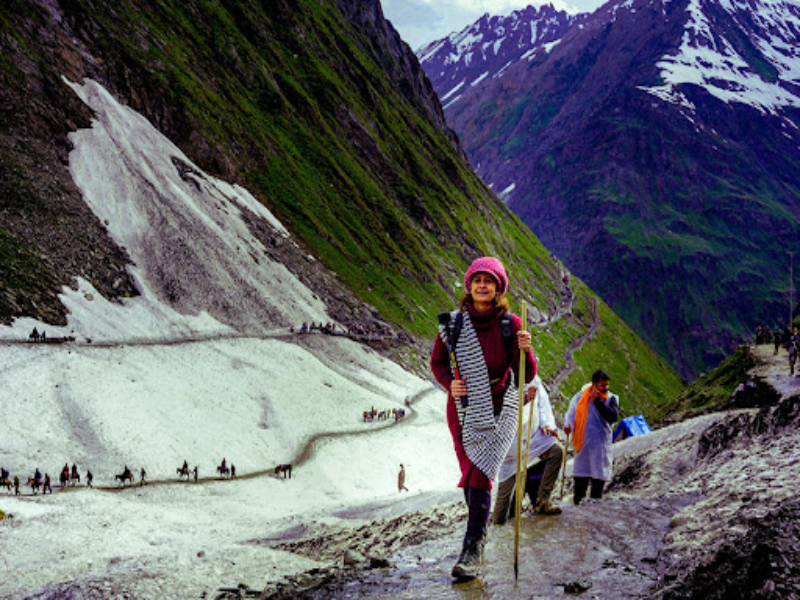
[419, 0, 800, 379]
[0, 0, 512, 335]
[335, 0, 461, 152]
[0, 0, 683, 407]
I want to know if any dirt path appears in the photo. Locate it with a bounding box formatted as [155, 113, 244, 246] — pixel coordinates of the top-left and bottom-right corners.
[289, 385, 435, 470]
[546, 295, 600, 396]
[751, 343, 800, 398]
[1, 329, 397, 350]
[39, 384, 438, 496]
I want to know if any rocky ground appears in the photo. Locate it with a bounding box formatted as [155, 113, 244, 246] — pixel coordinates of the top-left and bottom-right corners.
[216, 344, 800, 599]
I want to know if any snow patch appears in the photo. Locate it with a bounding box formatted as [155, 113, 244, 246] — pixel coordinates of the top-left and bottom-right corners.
[441, 79, 466, 102]
[471, 71, 490, 86]
[57, 77, 328, 340]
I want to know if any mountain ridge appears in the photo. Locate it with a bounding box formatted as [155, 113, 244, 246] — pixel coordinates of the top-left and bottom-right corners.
[420, 0, 800, 379]
[0, 0, 683, 411]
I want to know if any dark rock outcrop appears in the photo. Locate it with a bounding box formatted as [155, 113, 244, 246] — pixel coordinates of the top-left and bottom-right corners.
[0, 3, 139, 325]
[335, 0, 461, 154]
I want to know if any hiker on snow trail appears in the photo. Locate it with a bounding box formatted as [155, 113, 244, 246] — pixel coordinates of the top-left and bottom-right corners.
[398, 464, 408, 492]
[492, 375, 563, 524]
[431, 256, 537, 580]
[564, 370, 619, 505]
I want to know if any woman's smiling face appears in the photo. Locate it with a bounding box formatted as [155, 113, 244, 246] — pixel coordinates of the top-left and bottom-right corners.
[470, 272, 498, 308]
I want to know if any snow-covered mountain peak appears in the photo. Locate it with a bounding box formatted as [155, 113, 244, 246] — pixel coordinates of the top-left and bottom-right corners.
[418, 4, 587, 108]
[642, 0, 800, 115]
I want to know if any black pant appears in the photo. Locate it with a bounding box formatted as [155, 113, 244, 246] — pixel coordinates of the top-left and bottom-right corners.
[573, 476, 604, 505]
[507, 463, 546, 521]
[464, 486, 491, 541]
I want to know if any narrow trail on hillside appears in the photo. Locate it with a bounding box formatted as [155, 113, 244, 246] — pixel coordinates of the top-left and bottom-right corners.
[51, 384, 438, 495]
[546, 296, 600, 397]
[1, 329, 397, 350]
[289, 385, 436, 470]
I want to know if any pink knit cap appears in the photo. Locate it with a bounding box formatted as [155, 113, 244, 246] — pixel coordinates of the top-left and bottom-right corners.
[464, 256, 508, 295]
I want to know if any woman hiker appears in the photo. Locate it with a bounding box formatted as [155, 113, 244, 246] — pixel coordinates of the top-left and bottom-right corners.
[431, 256, 537, 579]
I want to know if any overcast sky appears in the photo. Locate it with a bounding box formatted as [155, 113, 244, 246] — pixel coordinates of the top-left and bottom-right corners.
[382, 0, 607, 50]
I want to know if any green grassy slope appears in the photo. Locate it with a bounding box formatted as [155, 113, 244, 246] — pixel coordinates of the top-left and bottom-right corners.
[0, 0, 684, 416]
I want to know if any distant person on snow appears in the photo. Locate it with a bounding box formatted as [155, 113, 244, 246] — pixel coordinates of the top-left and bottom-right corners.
[398, 464, 408, 492]
[492, 375, 563, 524]
[431, 256, 536, 580]
[564, 370, 619, 505]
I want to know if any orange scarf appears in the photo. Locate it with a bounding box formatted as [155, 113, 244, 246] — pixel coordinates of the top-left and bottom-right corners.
[572, 384, 608, 453]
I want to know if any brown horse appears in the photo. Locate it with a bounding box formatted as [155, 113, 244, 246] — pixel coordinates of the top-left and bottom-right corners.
[115, 471, 134, 486]
[176, 465, 190, 480]
[27, 477, 41, 494]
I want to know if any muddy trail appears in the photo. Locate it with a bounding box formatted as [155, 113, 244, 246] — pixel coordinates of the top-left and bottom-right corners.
[241, 494, 693, 600]
[217, 344, 800, 600]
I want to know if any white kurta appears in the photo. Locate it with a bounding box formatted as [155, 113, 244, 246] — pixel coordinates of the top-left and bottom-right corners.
[565, 383, 619, 481]
[497, 375, 556, 483]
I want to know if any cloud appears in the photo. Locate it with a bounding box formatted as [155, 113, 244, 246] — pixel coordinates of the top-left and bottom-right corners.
[382, 0, 444, 28]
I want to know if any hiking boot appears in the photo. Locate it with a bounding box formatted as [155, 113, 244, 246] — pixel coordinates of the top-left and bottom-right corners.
[535, 498, 563, 515]
[451, 536, 484, 580]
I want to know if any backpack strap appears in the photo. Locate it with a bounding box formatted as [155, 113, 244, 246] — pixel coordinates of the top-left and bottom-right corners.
[452, 311, 464, 348]
[500, 314, 517, 388]
[437, 310, 464, 351]
[437, 310, 468, 407]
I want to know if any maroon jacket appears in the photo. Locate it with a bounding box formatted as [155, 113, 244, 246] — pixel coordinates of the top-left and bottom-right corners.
[430, 303, 537, 490]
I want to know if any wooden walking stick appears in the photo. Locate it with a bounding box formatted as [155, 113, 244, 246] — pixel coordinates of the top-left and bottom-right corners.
[560, 432, 570, 499]
[517, 378, 537, 518]
[513, 302, 528, 579]
[520, 383, 536, 503]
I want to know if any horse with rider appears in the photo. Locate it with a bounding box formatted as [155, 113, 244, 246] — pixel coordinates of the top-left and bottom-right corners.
[115, 465, 135, 486]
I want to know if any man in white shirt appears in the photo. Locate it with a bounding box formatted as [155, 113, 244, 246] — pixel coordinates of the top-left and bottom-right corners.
[492, 375, 564, 523]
